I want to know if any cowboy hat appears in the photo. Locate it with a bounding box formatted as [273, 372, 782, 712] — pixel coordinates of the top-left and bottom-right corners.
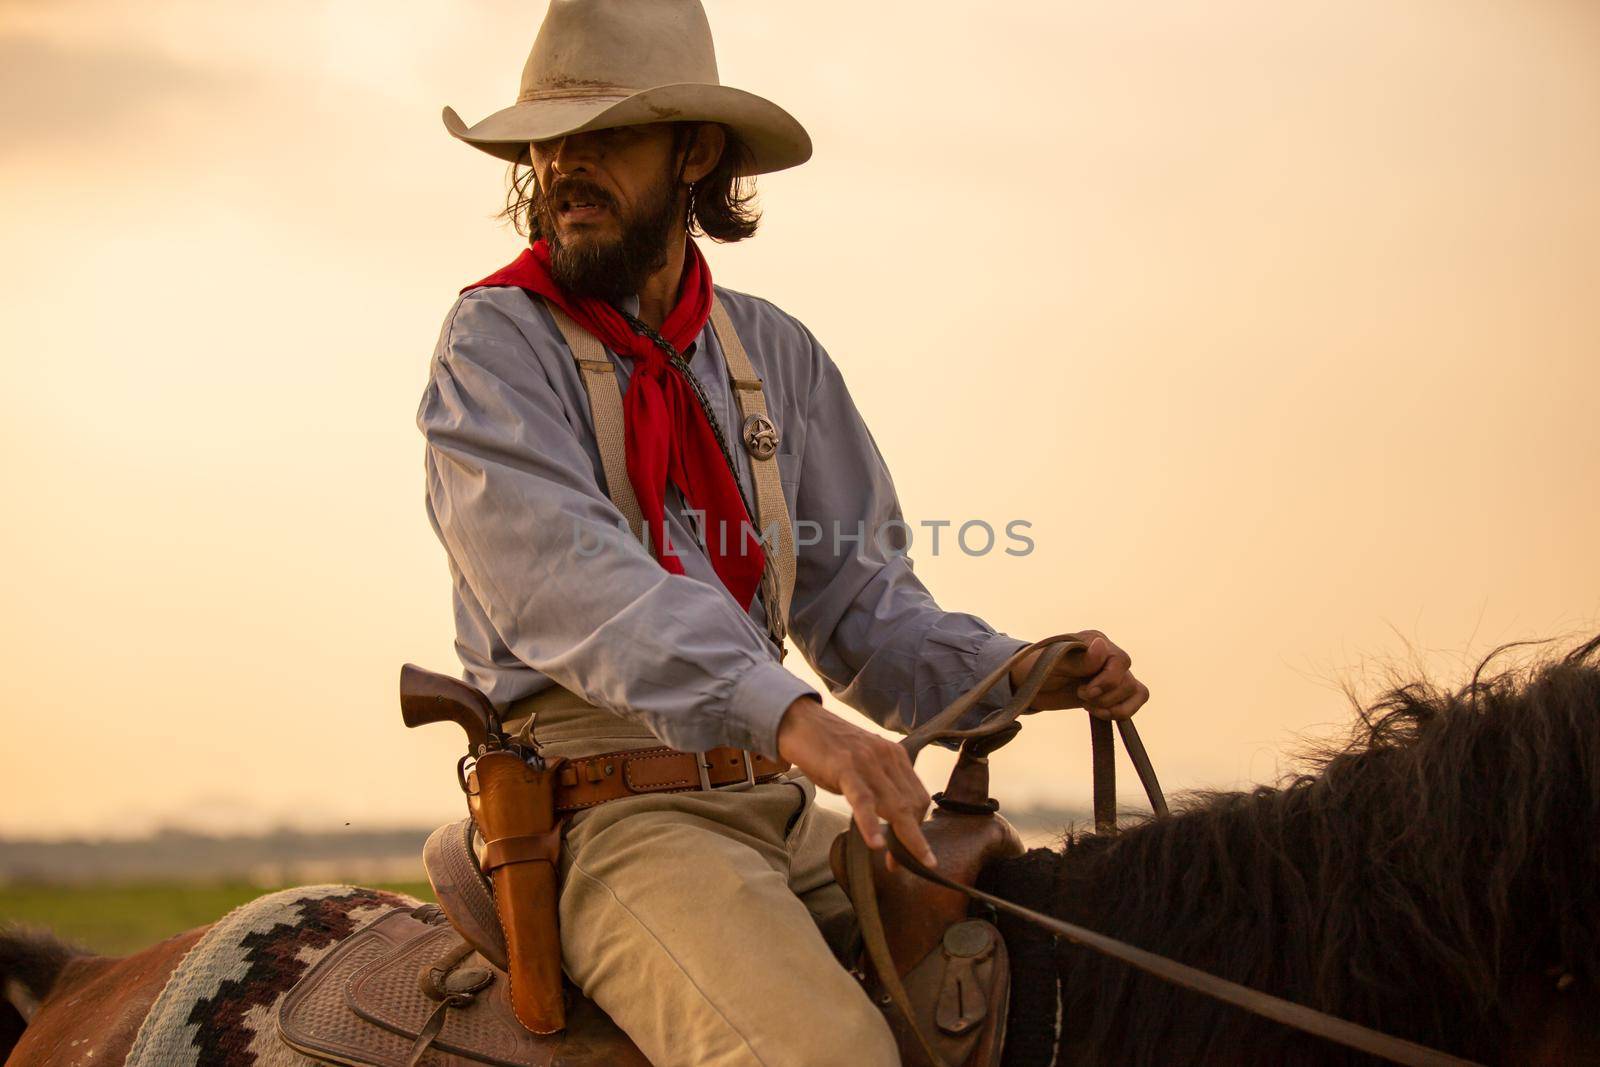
[442, 0, 812, 176]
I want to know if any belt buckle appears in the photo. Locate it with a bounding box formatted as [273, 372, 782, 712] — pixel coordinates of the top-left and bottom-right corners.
[697, 750, 757, 792]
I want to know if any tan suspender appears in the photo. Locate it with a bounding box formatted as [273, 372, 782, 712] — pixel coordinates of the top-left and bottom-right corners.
[544, 297, 795, 647]
[552, 306, 647, 544]
[708, 299, 797, 641]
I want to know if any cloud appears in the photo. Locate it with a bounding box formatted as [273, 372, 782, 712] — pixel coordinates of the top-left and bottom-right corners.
[0, 33, 233, 153]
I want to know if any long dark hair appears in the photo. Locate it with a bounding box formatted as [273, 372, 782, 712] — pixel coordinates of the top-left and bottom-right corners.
[984, 634, 1600, 1065]
[500, 122, 760, 243]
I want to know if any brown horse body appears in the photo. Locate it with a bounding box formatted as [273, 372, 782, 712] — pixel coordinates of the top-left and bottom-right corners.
[7, 637, 1600, 1065]
[6, 927, 207, 1067]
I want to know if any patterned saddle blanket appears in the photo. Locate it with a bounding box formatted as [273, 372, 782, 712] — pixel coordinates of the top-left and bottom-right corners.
[126, 885, 419, 1066]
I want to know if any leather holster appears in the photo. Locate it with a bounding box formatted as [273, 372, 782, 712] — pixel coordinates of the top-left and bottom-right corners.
[468, 749, 569, 1034]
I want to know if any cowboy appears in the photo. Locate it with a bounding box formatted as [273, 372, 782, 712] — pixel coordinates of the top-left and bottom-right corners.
[417, 1, 1149, 1064]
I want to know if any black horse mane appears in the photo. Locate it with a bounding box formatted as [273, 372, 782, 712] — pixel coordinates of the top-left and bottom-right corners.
[984, 633, 1600, 1065]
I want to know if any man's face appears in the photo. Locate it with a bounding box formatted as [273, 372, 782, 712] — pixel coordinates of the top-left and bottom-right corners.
[529, 123, 685, 304]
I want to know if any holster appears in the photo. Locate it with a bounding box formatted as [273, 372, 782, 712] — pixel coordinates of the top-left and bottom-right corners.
[467, 749, 569, 1034]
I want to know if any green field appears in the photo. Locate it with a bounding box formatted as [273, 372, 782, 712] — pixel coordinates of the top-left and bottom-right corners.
[0, 881, 436, 955]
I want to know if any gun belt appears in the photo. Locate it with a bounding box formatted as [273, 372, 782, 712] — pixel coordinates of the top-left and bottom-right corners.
[551, 745, 790, 813]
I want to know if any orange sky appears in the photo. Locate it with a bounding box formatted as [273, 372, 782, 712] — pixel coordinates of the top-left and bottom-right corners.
[2, 0, 1597, 838]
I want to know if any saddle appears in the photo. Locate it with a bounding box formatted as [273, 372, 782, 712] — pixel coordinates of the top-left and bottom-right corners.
[276, 662, 1029, 1067]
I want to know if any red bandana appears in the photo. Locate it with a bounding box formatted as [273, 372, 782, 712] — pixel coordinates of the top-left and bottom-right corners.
[463, 239, 766, 609]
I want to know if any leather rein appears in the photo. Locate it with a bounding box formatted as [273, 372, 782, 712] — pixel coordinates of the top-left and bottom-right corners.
[843, 634, 1483, 1067]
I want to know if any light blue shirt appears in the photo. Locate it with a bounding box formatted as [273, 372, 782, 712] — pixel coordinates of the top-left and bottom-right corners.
[417, 281, 1026, 758]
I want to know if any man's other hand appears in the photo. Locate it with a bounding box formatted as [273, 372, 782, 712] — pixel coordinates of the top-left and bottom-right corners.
[776, 697, 936, 870]
[1010, 630, 1149, 720]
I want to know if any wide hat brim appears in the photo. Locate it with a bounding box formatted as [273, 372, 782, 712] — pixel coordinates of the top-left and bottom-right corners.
[443, 83, 811, 176]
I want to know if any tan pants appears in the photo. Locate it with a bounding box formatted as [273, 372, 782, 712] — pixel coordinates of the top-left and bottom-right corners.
[507, 688, 900, 1067]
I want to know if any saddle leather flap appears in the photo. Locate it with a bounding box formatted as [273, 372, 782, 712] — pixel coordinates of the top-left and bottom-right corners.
[279, 909, 427, 1066]
[882, 919, 1010, 1067]
[278, 906, 648, 1067]
[346, 922, 538, 1063]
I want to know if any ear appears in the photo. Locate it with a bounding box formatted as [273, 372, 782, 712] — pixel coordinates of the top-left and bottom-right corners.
[679, 123, 727, 185]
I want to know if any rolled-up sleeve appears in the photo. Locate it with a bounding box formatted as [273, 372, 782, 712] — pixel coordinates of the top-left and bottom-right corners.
[418, 293, 816, 757]
[785, 327, 1028, 735]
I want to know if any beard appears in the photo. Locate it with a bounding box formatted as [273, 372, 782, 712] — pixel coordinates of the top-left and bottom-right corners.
[535, 168, 682, 306]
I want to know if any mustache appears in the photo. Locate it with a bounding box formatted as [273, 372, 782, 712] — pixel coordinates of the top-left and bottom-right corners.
[541, 178, 619, 213]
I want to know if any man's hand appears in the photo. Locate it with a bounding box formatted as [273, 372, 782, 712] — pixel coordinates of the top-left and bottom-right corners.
[1010, 630, 1148, 720]
[776, 697, 937, 870]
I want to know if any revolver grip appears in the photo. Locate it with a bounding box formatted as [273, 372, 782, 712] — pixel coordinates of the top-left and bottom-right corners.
[399, 663, 502, 752]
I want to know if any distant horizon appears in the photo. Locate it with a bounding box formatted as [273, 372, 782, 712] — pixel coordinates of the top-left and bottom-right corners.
[0, 793, 1110, 845]
[0, 803, 1104, 888]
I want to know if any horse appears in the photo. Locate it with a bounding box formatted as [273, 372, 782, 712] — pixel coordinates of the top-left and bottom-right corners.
[4, 635, 1599, 1066]
[982, 633, 1600, 1065]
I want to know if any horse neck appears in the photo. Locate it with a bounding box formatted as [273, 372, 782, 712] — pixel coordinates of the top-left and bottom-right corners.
[1038, 835, 1362, 1067]
[1014, 782, 1581, 1066]
[1030, 817, 1425, 1065]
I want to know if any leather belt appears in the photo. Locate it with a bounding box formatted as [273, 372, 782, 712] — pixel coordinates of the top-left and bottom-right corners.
[552, 745, 790, 813]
